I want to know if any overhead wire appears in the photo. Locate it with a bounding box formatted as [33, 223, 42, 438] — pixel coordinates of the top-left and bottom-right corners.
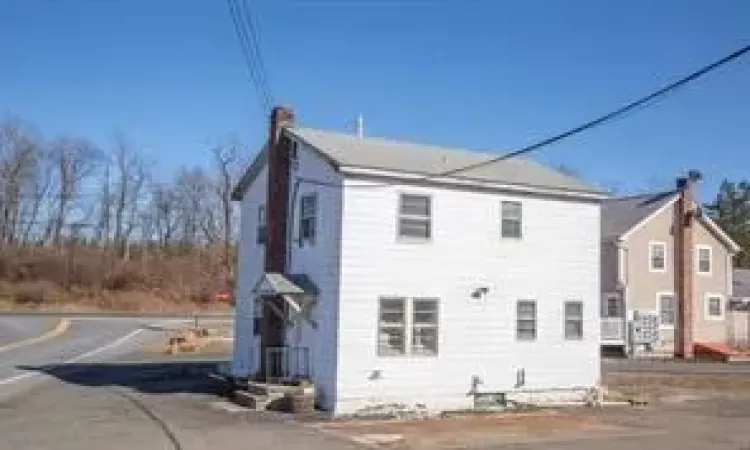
[238, 0, 275, 108]
[225, 0, 273, 112]
[437, 43, 750, 178]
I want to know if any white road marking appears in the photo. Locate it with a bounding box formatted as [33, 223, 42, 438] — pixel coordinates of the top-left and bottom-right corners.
[0, 328, 143, 386]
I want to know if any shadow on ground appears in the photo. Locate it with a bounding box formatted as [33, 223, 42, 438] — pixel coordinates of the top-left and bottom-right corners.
[16, 360, 229, 395]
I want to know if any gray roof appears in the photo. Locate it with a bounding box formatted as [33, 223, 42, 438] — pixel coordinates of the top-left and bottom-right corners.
[288, 127, 603, 195]
[601, 191, 678, 241]
[231, 127, 605, 200]
[733, 269, 750, 298]
[254, 273, 319, 296]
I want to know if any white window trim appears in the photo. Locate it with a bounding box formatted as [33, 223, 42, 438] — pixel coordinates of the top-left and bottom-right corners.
[396, 192, 433, 243]
[516, 300, 537, 341]
[500, 200, 523, 239]
[704, 293, 725, 321]
[378, 296, 439, 357]
[564, 300, 584, 340]
[648, 241, 667, 273]
[657, 291, 676, 329]
[696, 245, 713, 276]
[299, 193, 317, 247]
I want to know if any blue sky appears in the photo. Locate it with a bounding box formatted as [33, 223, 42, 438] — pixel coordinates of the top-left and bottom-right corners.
[1, 0, 749, 200]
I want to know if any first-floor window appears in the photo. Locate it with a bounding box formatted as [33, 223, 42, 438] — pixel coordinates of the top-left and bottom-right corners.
[378, 297, 439, 356]
[516, 300, 537, 341]
[412, 298, 439, 356]
[706, 295, 724, 319]
[564, 301, 584, 340]
[378, 297, 406, 356]
[659, 293, 676, 326]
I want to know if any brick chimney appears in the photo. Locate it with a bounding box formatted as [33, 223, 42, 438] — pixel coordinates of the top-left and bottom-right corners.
[265, 106, 295, 274]
[674, 170, 701, 359]
[260, 106, 295, 378]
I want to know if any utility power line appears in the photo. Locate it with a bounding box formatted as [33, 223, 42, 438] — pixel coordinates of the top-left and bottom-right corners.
[226, 0, 274, 112]
[438, 43, 750, 178]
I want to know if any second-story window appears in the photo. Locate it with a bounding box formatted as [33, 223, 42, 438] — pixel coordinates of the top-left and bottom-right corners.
[299, 194, 317, 247]
[649, 242, 666, 272]
[697, 246, 712, 274]
[501, 201, 522, 238]
[398, 194, 431, 240]
[257, 205, 266, 245]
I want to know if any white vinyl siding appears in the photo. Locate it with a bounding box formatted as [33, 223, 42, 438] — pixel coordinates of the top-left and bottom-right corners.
[398, 194, 431, 240]
[516, 300, 537, 341]
[658, 293, 676, 327]
[564, 301, 583, 340]
[649, 241, 666, 272]
[501, 201, 522, 238]
[697, 245, 712, 275]
[337, 179, 600, 415]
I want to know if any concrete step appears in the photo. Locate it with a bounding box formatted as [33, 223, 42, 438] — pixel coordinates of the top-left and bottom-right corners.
[231, 389, 289, 411]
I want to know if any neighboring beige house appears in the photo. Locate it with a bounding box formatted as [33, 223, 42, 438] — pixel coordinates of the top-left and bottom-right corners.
[601, 189, 740, 356]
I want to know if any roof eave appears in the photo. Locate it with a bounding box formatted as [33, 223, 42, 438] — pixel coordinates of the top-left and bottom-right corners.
[338, 165, 609, 201]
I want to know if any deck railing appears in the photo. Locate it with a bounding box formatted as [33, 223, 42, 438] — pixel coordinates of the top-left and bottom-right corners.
[265, 346, 310, 383]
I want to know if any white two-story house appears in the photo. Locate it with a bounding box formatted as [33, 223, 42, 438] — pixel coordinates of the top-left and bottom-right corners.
[230, 107, 607, 416]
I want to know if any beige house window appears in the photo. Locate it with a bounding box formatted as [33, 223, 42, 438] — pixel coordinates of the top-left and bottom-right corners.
[697, 246, 712, 275]
[649, 242, 666, 272]
[658, 293, 676, 327]
[705, 294, 725, 320]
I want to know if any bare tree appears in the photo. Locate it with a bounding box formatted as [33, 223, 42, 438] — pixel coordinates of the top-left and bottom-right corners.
[110, 134, 149, 258]
[46, 137, 99, 246]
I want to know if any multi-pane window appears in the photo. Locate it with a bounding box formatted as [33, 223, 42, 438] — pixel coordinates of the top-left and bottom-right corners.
[697, 246, 712, 274]
[706, 296, 723, 318]
[501, 201, 522, 238]
[604, 295, 623, 318]
[516, 300, 537, 341]
[564, 301, 584, 340]
[412, 298, 439, 356]
[649, 242, 666, 271]
[398, 194, 431, 240]
[299, 194, 317, 246]
[257, 205, 266, 245]
[378, 297, 406, 356]
[659, 293, 676, 327]
[378, 297, 439, 356]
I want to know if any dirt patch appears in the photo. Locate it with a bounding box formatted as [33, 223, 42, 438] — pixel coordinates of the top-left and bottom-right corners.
[317, 411, 626, 448]
[606, 372, 750, 400]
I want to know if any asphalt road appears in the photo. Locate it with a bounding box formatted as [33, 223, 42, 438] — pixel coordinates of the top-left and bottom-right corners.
[0, 315, 362, 450]
[0, 316, 58, 346]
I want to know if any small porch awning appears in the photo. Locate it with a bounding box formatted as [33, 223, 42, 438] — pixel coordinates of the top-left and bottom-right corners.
[252, 273, 319, 297]
[252, 273, 319, 327]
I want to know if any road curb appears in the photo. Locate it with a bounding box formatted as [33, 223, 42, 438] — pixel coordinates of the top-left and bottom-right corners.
[0, 317, 71, 354]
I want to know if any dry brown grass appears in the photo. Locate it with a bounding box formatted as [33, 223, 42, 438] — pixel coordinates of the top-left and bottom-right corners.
[0, 244, 233, 312]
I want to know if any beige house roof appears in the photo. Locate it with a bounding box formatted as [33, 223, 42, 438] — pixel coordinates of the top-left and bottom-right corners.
[601, 191, 740, 253]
